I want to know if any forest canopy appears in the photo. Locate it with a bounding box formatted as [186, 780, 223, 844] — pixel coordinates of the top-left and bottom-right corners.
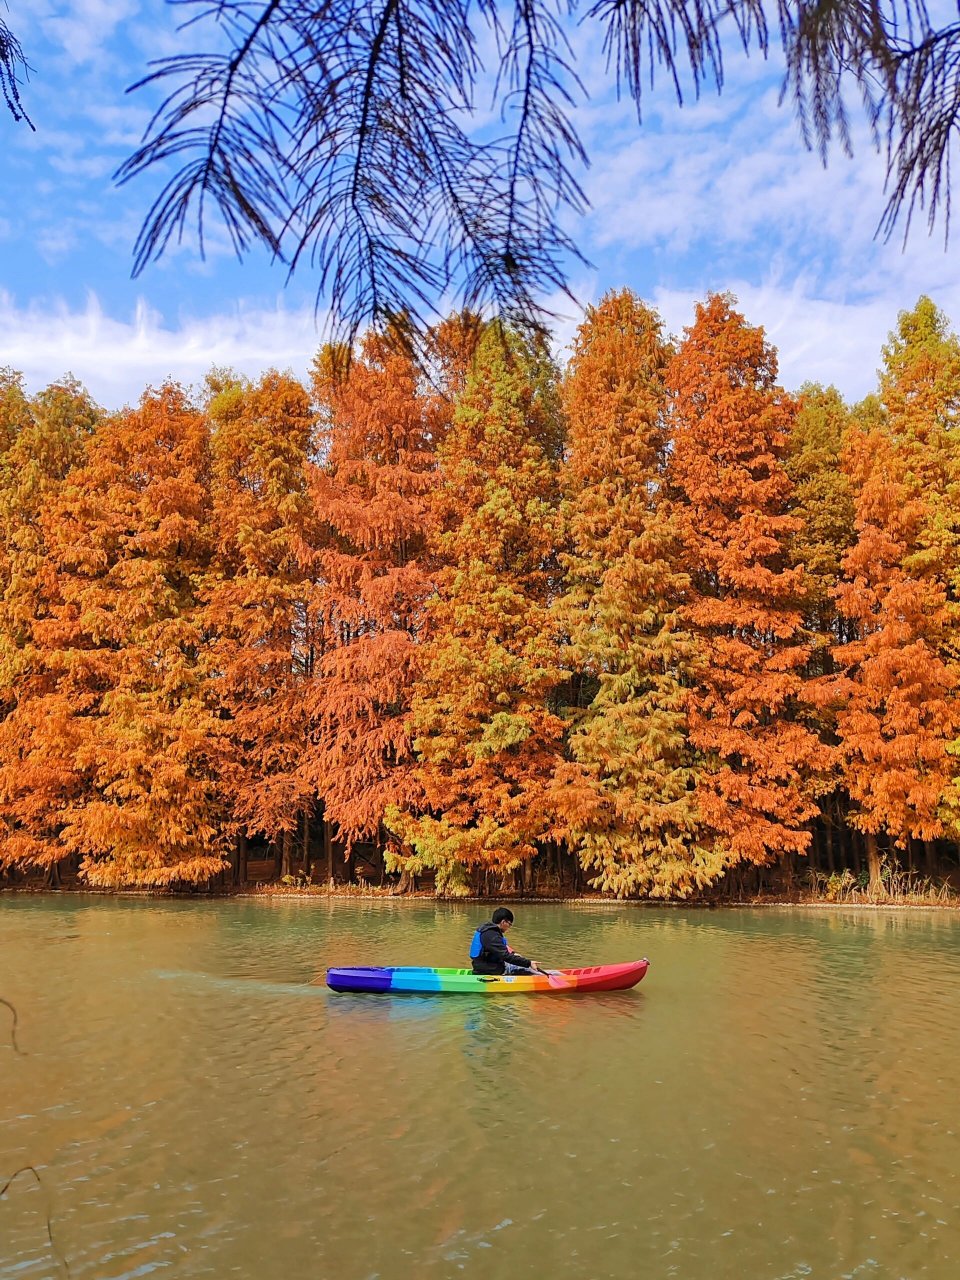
[2, 291, 959, 898]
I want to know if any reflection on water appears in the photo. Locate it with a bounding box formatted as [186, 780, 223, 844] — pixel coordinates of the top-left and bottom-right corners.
[2, 898, 960, 1279]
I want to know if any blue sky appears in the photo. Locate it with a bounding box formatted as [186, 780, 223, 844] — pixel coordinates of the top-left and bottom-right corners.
[3, 1, 960, 408]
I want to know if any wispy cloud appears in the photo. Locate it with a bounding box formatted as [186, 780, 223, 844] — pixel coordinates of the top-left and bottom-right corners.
[651, 283, 897, 399]
[0, 281, 929, 410]
[36, 0, 144, 70]
[0, 291, 328, 409]
[562, 47, 960, 398]
[2, 3, 959, 415]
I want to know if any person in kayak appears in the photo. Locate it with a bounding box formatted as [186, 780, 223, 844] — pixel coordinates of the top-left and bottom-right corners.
[470, 908, 546, 975]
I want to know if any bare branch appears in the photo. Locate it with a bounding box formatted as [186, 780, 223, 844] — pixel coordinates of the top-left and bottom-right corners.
[7, 1, 960, 336]
[0, 13, 33, 128]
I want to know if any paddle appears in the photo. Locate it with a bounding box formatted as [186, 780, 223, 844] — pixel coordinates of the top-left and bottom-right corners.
[536, 966, 572, 988]
[508, 963, 563, 980]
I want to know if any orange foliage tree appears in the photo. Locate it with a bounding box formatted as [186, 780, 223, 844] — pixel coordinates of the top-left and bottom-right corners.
[389, 324, 567, 893]
[202, 370, 318, 878]
[831, 298, 960, 884]
[0, 374, 101, 880]
[0, 385, 225, 885]
[0, 374, 100, 695]
[554, 290, 708, 896]
[303, 323, 467, 862]
[667, 294, 826, 872]
[5, 293, 960, 897]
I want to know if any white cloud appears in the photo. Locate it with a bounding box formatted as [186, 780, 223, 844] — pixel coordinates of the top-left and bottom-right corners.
[0, 282, 936, 411]
[554, 39, 960, 400]
[579, 88, 879, 262]
[81, 101, 154, 149]
[4, 3, 960, 416]
[47, 153, 116, 180]
[34, 226, 80, 262]
[652, 282, 901, 399]
[38, 0, 143, 69]
[0, 291, 329, 409]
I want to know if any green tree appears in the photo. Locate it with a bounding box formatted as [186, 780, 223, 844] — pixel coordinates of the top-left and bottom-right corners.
[390, 324, 566, 893]
[786, 384, 856, 646]
[554, 289, 707, 897]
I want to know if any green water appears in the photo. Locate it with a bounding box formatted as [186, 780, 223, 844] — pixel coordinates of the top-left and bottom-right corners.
[2, 898, 960, 1279]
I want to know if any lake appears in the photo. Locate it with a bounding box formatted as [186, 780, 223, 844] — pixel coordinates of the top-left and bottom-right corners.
[2, 897, 959, 1278]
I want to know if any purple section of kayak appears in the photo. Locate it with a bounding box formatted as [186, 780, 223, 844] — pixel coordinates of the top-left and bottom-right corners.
[326, 966, 393, 993]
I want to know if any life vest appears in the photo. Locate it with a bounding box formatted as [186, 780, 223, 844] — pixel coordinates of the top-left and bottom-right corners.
[469, 925, 487, 961]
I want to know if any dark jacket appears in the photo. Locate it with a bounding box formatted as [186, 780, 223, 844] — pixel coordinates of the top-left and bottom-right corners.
[471, 921, 533, 975]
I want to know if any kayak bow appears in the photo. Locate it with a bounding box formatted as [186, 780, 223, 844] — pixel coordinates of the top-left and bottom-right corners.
[325, 959, 649, 995]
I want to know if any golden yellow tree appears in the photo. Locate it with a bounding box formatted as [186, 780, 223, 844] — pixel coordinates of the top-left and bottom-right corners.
[555, 290, 708, 896]
[390, 324, 567, 893]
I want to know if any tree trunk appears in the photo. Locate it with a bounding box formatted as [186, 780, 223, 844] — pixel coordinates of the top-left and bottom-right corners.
[824, 819, 836, 874]
[397, 868, 419, 893]
[377, 822, 387, 886]
[323, 815, 334, 887]
[923, 838, 937, 878]
[850, 826, 862, 875]
[865, 831, 882, 894]
[227, 837, 239, 887]
[808, 826, 821, 873]
[238, 832, 248, 885]
[302, 811, 311, 878]
[782, 850, 795, 892]
[281, 829, 293, 878]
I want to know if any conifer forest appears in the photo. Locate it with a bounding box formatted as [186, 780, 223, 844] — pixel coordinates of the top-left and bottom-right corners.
[2, 291, 959, 901]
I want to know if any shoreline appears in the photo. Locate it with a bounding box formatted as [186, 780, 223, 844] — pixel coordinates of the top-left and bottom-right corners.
[2, 885, 958, 910]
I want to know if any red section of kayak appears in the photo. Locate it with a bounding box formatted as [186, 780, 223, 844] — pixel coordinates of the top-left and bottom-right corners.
[555, 960, 649, 991]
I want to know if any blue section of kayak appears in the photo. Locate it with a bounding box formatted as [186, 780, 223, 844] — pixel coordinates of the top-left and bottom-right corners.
[326, 966, 444, 994]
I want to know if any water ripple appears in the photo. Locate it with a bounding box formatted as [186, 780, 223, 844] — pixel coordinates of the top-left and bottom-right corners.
[3, 899, 960, 1278]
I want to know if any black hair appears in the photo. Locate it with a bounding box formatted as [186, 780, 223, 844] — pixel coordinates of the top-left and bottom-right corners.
[491, 907, 514, 925]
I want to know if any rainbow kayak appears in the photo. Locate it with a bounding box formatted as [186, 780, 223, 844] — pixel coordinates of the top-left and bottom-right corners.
[325, 960, 649, 995]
